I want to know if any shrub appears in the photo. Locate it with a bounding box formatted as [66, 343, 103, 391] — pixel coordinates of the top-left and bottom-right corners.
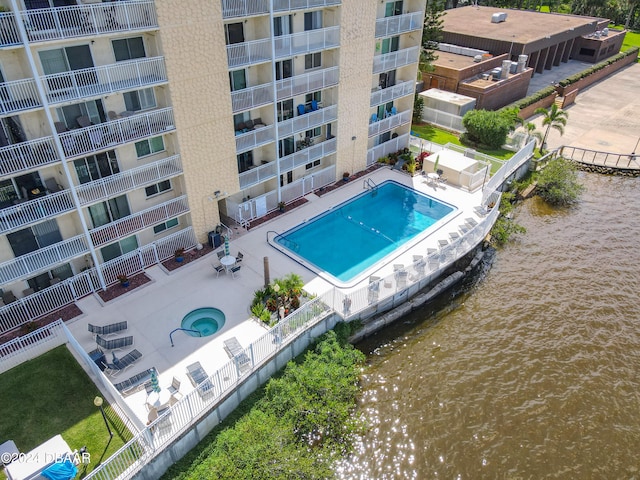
[558, 47, 638, 87]
[490, 192, 526, 246]
[413, 94, 424, 122]
[462, 109, 515, 149]
[501, 85, 556, 111]
[536, 157, 584, 206]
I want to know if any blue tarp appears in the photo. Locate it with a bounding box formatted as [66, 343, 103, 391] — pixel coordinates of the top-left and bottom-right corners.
[40, 459, 78, 480]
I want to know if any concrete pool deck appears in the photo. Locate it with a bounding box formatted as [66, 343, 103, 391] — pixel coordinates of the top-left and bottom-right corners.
[67, 165, 486, 425]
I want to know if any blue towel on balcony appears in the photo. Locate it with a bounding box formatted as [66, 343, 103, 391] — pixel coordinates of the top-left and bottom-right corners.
[41, 459, 78, 480]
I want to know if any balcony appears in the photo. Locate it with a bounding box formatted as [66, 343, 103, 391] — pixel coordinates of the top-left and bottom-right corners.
[231, 83, 273, 113]
[238, 160, 278, 190]
[76, 155, 182, 207]
[222, 0, 270, 19]
[370, 80, 415, 107]
[0, 234, 89, 285]
[375, 12, 423, 38]
[278, 104, 337, 138]
[279, 136, 337, 173]
[236, 125, 275, 154]
[226, 38, 272, 69]
[367, 132, 409, 166]
[372, 46, 420, 75]
[89, 194, 189, 247]
[0, 137, 60, 177]
[57, 107, 175, 159]
[0, 12, 20, 48]
[42, 57, 167, 105]
[274, 26, 340, 59]
[0, 79, 42, 116]
[20, 1, 158, 43]
[0, 190, 75, 235]
[368, 109, 412, 137]
[276, 66, 339, 101]
[273, 0, 341, 12]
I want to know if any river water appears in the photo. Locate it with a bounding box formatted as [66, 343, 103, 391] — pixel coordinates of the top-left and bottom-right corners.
[339, 173, 640, 479]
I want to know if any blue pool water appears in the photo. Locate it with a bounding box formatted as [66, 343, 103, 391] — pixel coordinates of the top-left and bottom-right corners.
[181, 308, 226, 337]
[275, 181, 455, 283]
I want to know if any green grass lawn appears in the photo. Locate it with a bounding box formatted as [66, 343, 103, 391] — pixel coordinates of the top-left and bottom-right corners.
[613, 27, 640, 54]
[0, 346, 132, 479]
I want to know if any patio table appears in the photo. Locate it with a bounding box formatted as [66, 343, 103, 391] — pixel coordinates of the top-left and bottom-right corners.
[220, 255, 236, 272]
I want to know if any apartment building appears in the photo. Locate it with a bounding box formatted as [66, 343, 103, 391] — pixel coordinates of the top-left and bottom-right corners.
[0, 0, 424, 329]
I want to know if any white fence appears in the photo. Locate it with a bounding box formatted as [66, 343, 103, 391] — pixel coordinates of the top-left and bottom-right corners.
[422, 107, 464, 132]
[0, 319, 66, 375]
[367, 132, 410, 165]
[226, 38, 272, 69]
[274, 26, 340, 58]
[482, 140, 535, 204]
[276, 66, 339, 101]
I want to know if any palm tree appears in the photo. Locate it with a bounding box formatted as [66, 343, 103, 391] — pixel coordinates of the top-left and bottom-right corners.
[535, 104, 568, 154]
[523, 122, 543, 149]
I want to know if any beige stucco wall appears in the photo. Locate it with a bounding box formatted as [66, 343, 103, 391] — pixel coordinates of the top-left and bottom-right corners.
[155, 1, 239, 243]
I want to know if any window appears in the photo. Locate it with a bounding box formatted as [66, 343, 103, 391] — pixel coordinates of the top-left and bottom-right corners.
[233, 112, 250, 129]
[225, 23, 244, 45]
[40, 45, 96, 91]
[57, 99, 105, 129]
[305, 127, 321, 138]
[135, 136, 165, 158]
[112, 37, 146, 62]
[275, 59, 292, 80]
[279, 137, 295, 157]
[385, 1, 403, 17]
[381, 36, 400, 54]
[88, 195, 131, 228]
[305, 159, 321, 170]
[25, 0, 75, 8]
[74, 151, 119, 184]
[379, 70, 396, 89]
[273, 15, 292, 36]
[229, 69, 247, 91]
[305, 91, 321, 105]
[145, 180, 171, 197]
[304, 11, 322, 31]
[123, 88, 156, 112]
[100, 235, 138, 262]
[579, 48, 596, 57]
[237, 151, 253, 173]
[277, 99, 294, 121]
[153, 218, 179, 234]
[305, 52, 321, 70]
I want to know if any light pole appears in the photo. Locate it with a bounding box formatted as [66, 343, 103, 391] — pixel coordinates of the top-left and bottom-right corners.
[94, 396, 113, 438]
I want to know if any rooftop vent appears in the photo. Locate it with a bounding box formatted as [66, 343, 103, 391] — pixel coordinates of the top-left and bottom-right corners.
[473, 54, 483, 62]
[491, 12, 507, 23]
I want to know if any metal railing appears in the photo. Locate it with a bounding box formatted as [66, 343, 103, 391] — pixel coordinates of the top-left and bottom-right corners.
[238, 160, 278, 190]
[367, 132, 410, 166]
[58, 107, 175, 159]
[276, 66, 339, 101]
[280, 164, 335, 203]
[20, 1, 158, 43]
[226, 37, 272, 69]
[279, 136, 337, 173]
[0, 233, 89, 285]
[370, 79, 414, 107]
[372, 46, 420, 74]
[273, 0, 341, 11]
[42, 57, 167, 105]
[0, 12, 20, 47]
[561, 145, 640, 169]
[481, 140, 535, 204]
[277, 104, 337, 138]
[0, 137, 60, 177]
[235, 124, 275, 153]
[0, 190, 75, 235]
[89, 195, 190, 247]
[368, 109, 411, 137]
[76, 155, 183, 207]
[0, 319, 67, 374]
[274, 26, 340, 58]
[221, 0, 270, 19]
[375, 11, 423, 38]
[0, 78, 41, 115]
[231, 82, 273, 113]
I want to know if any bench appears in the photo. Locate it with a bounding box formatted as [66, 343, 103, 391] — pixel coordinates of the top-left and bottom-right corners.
[114, 367, 156, 396]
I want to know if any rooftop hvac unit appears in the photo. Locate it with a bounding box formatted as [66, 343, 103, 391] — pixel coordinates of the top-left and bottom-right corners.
[474, 54, 483, 62]
[492, 12, 508, 23]
[602, 27, 609, 36]
[482, 73, 490, 80]
[518, 54, 528, 63]
[501, 60, 511, 78]
[509, 61, 518, 74]
[491, 67, 502, 80]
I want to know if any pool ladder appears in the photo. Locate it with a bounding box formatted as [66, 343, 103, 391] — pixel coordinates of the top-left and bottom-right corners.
[169, 327, 201, 347]
[363, 178, 377, 191]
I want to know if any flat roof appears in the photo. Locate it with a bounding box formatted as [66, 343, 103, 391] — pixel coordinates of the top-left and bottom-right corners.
[419, 88, 476, 106]
[434, 50, 486, 69]
[443, 6, 604, 44]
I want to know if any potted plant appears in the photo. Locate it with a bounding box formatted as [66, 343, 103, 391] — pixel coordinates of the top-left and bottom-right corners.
[278, 201, 286, 212]
[343, 172, 350, 182]
[174, 248, 185, 262]
[117, 274, 130, 288]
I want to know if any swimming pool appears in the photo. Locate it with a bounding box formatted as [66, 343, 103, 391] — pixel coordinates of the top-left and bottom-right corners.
[275, 181, 456, 284]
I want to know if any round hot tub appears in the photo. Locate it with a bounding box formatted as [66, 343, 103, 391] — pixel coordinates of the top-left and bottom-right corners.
[181, 307, 226, 337]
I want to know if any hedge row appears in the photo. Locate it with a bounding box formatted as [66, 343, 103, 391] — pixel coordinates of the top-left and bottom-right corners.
[558, 47, 639, 87]
[501, 85, 557, 111]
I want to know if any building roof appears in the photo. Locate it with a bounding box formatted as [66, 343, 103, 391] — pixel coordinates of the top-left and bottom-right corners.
[442, 6, 604, 44]
[434, 50, 486, 70]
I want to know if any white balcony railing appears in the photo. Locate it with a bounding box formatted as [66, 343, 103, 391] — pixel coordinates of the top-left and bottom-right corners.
[375, 11, 423, 38]
[89, 195, 189, 247]
[0, 78, 42, 115]
[273, 0, 341, 12]
[0, 12, 20, 47]
[238, 160, 278, 190]
[76, 155, 182, 207]
[226, 37, 272, 69]
[368, 109, 411, 137]
[236, 125, 275, 153]
[276, 66, 339, 101]
[370, 79, 415, 107]
[231, 82, 273, 113]
[20, 1, 158, 43]
[42, 57, 167, 105]
[57, 107, 175, 159]
[222, 0, 270, 19]
[0, 190, 75, 235]
[367, 132, 410, 165]
[372, 46, 420, 74]
[277, 104, 337, 138]
[279, 136, 337, 173]
[274, 26, 340, 59]
[0, 137, 60, 177]
[0, 234, 89, 285]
